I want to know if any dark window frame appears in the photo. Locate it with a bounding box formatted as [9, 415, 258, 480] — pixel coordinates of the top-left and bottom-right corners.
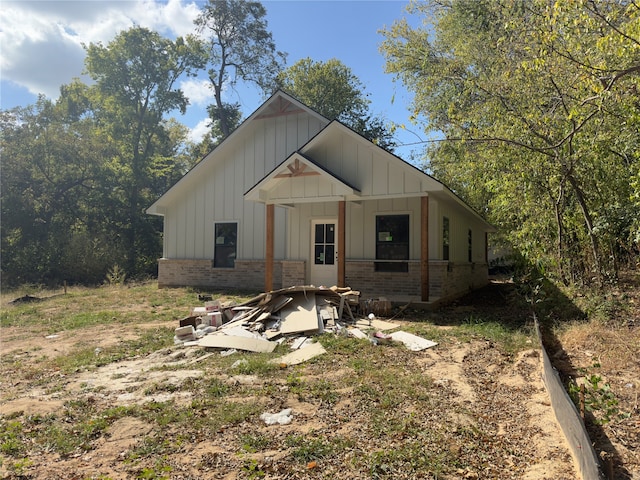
[213, 221, 238, 268]
[375, 214, 410, 273]
[443, 216, 450, 261]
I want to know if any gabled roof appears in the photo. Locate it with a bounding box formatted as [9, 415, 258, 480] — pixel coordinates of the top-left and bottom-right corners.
[244, 151, 360, 204]
[146, 90, 329, 215]
[146, 89, 494, 232]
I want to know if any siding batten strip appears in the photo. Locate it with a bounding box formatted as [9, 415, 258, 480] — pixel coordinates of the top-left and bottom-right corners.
[265, 204, 274, 292]
[421, 196, 429, 301]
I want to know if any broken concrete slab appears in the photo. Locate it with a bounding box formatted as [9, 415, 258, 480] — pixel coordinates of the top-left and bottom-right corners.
[390, 331, 438, 351]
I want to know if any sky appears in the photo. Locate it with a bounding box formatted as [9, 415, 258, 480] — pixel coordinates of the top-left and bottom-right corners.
[0, 0, 427, 160]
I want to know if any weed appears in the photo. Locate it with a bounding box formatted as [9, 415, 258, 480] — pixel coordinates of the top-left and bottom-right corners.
[239, 433, 270, 453]
[286, 370, 306, 399]
[4, 457, 33, 476]
[241, 458, 266, 478]
[285, 434, 348, 463]
[318, 333, 364, 354]
[568, 363, 630, 425]
[128, 435, 174, 460]
[230, 355, 279, 375]
[308, 379, 338, 404]
[0, 420, 27, 456]
[205, 377, 230, 397]
[366, 441, 447, 478]
[105, 264, 127, 285]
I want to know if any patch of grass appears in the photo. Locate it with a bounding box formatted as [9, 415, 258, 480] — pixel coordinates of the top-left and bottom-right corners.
[228, 354, 280, 376]
[459, 316, 533, 354]
[318, 333, 366, 354]
[1, 282, 199, 331]
[239, 433, 270, 453]
[365, 441, 449, 478]
[127, 435, 176, 460]
[307, 378, 339, 404]
[285, 434, 352, 463]
[204, 377, 231, 397]
[0, 420, 27, 456]
[51, 328, 174, 373]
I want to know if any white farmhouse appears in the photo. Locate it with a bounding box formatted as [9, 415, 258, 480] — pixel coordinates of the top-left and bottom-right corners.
[147, 90, 494, 304]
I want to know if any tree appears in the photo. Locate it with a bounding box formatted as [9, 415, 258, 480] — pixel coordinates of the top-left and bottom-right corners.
[276, 58, 395, 150]
[194, 0, 286, 140]
[0, 96, 115, 285]
[84, 27, 202, 275]
[380, 0, 639, 284]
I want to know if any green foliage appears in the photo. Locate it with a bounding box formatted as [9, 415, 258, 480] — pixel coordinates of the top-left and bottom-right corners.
[568, 363, 629, 425]
[285, 434, 348, 463]
[105, 264, 127, 285]
[277, 58, 395, 150]
[194, 0, 285, 139]
[0, 420, 27, 456]
[239, 433, 270, 453]
[1, 26, 201, 286]
[380, 0, 640, 285]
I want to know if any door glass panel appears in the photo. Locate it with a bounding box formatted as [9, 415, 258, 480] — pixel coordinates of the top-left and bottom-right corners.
[326, 224, 335, 243]
[315, 245, 325, 265]
[315, 224, 324, 243]
[325, 245, 335, 264]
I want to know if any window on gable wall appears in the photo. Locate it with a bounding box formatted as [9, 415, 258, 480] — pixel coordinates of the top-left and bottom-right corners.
[375, 214, 409, 272]
[443, 216, 450, 261]
[468, 228, 473, 263]
[213, 222, 237, 268]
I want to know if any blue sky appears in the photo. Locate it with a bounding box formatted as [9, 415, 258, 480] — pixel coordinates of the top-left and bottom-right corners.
[0, 0, 427, 160]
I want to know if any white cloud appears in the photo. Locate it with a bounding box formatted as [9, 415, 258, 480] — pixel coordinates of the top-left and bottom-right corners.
[188, 118, 212, 144]
[0, 0, 201, 100]
[181, 78, 215, 108]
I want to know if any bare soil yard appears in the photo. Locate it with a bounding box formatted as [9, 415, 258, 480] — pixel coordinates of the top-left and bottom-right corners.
[0, 276, 638, 479]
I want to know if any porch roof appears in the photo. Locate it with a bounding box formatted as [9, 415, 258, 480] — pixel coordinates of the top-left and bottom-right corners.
[244, 151, 361, 205]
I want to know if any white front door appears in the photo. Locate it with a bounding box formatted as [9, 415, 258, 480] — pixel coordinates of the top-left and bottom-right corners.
[310, 220, 338, 287]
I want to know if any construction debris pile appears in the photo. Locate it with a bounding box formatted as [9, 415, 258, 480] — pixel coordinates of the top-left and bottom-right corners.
[174, 285, 437, 366]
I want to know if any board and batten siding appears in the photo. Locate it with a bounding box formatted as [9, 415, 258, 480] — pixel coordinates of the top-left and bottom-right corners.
[438, 202, 488, 263]
[302, 129, 426, 198]
[161, 112, 326, 261]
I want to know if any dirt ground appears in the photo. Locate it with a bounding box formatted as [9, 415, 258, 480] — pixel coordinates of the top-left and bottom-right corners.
[0, 278, 638, 479]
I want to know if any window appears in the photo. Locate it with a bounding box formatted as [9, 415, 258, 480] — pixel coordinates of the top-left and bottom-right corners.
[213, 222, 237, 268]
[443, 216, 450, 261]
[468, 229, 473, 263]
[375, 214, 409, 272]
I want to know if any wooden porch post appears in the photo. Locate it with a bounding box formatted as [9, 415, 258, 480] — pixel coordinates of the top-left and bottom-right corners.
[265, 203, 274, 292]
[338, 200, 346, 287]
[421, 196, 429, 301]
